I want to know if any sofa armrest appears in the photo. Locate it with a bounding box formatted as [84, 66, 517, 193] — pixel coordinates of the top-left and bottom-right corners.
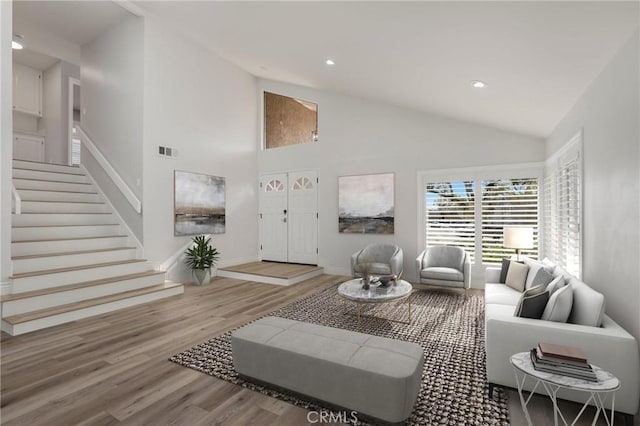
[415, 250, 427, 277]
[463, 254, 471, 289]
[485, 310, 640, 414]
[485, 266, 501, 284]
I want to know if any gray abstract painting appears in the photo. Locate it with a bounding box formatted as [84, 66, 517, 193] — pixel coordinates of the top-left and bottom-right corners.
[174, 170, 225, 236]
[339, 173, 394, 234]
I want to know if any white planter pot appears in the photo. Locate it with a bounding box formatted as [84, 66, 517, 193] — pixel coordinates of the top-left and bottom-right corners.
[192, 269, 211, 286]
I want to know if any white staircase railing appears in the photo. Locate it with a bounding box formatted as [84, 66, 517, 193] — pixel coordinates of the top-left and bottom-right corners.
[76, 126, 142, 213]
[11, 184, 21, 214]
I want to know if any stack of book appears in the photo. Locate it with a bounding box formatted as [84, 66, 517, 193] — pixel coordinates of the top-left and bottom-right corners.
[529, 342, 597, 382]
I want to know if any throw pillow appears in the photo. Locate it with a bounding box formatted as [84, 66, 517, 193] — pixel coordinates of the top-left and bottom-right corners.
[541, 284, 573, 322]
[541, 257, 556, 274]
[530, 268, 554, 287]
[545, 275, 565, 296]
[514, 286, 549, 319]
[499, 258, 511, 283]
[567, 278, 606, 327]
[505, 261, 529, 292]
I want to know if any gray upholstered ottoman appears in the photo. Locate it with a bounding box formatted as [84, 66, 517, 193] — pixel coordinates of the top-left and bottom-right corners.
[231, 316, 424, 424]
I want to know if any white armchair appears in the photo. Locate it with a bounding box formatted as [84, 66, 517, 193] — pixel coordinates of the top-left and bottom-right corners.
[350, 244, 403, 278]
[416, 245, 470, 289]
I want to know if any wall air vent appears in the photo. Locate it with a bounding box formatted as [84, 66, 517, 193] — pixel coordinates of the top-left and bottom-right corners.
[158, 146, 178, 158]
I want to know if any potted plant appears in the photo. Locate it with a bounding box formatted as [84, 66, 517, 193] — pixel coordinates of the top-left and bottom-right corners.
[185, 235, 220, 285]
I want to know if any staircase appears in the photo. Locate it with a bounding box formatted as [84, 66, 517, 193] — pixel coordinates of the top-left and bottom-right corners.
[2, 160, 184, 335]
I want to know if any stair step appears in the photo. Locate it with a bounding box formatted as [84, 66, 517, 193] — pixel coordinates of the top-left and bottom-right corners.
[12, 160, 84, 174]
[17, 189, 101, 203]
[13, 169, 89, 183]
[1, 271, 167, 316]
[12, 247, 138, 275]
[11, 259, 150, 292]
[12, 235, 129, 256]
[2, 282, 184, 335]
[12, 213, 115, 226]
[12, 224, 121, 240]
[13, 178, 95, 193]
[19, 200, 108, 214]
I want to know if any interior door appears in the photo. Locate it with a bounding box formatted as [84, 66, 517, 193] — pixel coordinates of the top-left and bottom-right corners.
[259, 173, 288, 262]
[288, 171, 318, 264]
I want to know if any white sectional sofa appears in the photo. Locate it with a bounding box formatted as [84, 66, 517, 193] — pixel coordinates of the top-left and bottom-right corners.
[484, 257, 640, 419]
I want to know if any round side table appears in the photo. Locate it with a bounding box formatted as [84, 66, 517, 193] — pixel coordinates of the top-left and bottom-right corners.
[510, 352, 620, 426]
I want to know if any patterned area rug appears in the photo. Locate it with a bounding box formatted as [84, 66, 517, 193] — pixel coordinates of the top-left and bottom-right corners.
[170, 285, 509, 425]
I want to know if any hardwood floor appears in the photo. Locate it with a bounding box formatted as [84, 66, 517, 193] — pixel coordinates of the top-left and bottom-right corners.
[1, 275, 636, 425]
[217, 261, 322, 279]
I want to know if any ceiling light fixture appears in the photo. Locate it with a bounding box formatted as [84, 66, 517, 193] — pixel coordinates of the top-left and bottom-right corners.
[325, 59, 335, 66]
[470, 80, 487, 89]
[12, 34, 24, 50]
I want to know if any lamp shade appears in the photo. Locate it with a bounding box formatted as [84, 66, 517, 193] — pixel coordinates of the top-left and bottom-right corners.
[503, 227, 534, 249]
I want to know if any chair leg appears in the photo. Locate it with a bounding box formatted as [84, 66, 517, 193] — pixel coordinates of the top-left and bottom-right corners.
[488, 383, 494, 398]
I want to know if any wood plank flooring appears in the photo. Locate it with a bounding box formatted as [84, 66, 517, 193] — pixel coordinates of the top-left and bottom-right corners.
[1, 275, 636, 425]
[218, 261, 322, 279]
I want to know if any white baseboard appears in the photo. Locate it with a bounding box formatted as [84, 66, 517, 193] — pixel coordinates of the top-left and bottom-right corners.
[1, 281, 12, 296]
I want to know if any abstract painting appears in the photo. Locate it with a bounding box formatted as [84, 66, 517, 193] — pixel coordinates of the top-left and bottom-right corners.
[338, 172, 394, 234]
[174, 170, 225, 236]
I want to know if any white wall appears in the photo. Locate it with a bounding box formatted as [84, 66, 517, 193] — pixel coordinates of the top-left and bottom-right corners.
[142, 17, 259, 282]
[81, 16, 144, 240]
[1, 0, 13, 291]
[11, 18, 80, 66]
[257, 80, 546, 284]
[546, 30, 640, 345]
[42, 62, 62, 163]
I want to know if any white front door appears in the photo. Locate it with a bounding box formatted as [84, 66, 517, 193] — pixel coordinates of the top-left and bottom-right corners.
[288, 171, 318, 264]
[259, 171, 319, 265]
[260, 173, 288, 262]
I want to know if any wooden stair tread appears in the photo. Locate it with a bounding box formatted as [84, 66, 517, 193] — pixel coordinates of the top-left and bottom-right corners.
[16, 188, 98, 194]
[10, 259, 147, 279]
[14, 212, 112, 215]
[20, 200, 105, 204]
[13, 177, 91, 184]
[3, 282, 182, 325]
[12, 224, 119, 228]
[12, 247, 136, 260]
[13, 159, 81, 168]
[0, 271, 165, 302]
[13, 167, 86, 176]
[12, 235, 128, 243]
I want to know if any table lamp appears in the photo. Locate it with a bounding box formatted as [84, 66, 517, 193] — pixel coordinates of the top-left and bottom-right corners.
[503, 227, 533, 261]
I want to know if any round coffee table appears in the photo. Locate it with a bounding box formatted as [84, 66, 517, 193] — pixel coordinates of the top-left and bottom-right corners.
[337, 278, 413, 327]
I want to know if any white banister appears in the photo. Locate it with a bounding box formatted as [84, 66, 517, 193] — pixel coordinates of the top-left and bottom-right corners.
[11, 184, 21, 214]
[77, 126, 142, 214]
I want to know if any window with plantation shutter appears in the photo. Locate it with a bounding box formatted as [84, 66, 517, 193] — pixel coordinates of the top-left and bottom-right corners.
[425, 181, 475, 260]
[480, 179, 539, 264]
[544, 135, 581, 277]
[71, 138, 81, 165]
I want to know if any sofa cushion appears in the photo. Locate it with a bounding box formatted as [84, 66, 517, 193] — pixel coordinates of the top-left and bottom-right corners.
[568, 278, 605, 327]
[552, 265, 573, 282]
[541, 257, 556, 274]
[514, 286, 549, 319]
[541, 284, 573, 322]
[499, 259, 511, 283]
[505, 262, 529, 292]
[523, 258, 552, 290]
[420, 267, 464, 282]
[545, 275, 565, 296]
[484, 283, 522, 306]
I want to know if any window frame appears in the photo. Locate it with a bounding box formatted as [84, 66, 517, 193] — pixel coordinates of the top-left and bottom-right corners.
[418, 162, 544, 267]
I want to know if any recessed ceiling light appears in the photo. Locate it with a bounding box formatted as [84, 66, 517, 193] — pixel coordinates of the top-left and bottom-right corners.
[325, 59, 335, 66]
[471, 80, 487, 89]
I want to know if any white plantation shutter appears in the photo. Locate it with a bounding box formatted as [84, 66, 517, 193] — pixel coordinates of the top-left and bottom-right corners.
[481, 179, 539, 264]
[71, 138, 81, 165]
[425, 181, 475, 261]
[543, 172, 558, 263]
[544, 154, 581, 277]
